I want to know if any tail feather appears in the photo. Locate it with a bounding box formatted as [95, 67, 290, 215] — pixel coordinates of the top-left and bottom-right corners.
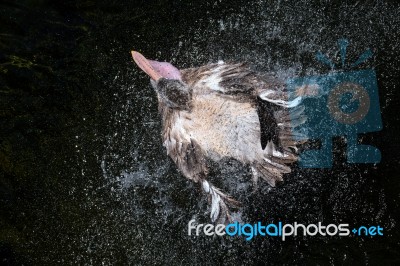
[202, 180, 240, 223]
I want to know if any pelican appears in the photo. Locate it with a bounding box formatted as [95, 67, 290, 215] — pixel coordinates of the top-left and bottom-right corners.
[131, 51, 305, 222]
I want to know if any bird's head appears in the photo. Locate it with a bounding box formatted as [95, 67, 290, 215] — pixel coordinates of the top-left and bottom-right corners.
[131, 51, 191, 110]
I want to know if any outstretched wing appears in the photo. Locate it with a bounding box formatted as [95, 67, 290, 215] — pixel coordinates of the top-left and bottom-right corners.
[181, 62, 303, 151]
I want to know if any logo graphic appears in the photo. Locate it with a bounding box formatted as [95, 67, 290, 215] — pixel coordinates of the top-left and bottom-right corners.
[286, 39, 382, 168]
[188, 220, 384, 241]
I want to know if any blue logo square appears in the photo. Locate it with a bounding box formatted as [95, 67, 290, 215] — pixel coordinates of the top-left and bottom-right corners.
[286, 69, 382, 168]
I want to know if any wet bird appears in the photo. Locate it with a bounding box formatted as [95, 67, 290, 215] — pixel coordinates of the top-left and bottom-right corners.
[131, 51, 306, 222]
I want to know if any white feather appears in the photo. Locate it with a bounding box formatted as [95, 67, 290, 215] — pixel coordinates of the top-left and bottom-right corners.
[202, 180, 210, 193]
[200, 66, 224, 92]
[210, 190, 221, 222]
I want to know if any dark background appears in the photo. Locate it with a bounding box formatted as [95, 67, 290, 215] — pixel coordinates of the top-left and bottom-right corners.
[1, 0, 399, 264]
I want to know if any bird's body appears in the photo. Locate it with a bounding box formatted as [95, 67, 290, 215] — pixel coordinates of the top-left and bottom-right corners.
[131, 52, 305, 222]
[163, 76, 261, 163]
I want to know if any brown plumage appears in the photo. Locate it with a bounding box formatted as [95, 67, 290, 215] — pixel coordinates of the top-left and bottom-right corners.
[131, 52, 306, 222]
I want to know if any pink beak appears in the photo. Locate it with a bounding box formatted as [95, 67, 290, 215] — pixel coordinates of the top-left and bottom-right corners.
[131, 51, 182, 81]
[131, 51, 162, 81]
